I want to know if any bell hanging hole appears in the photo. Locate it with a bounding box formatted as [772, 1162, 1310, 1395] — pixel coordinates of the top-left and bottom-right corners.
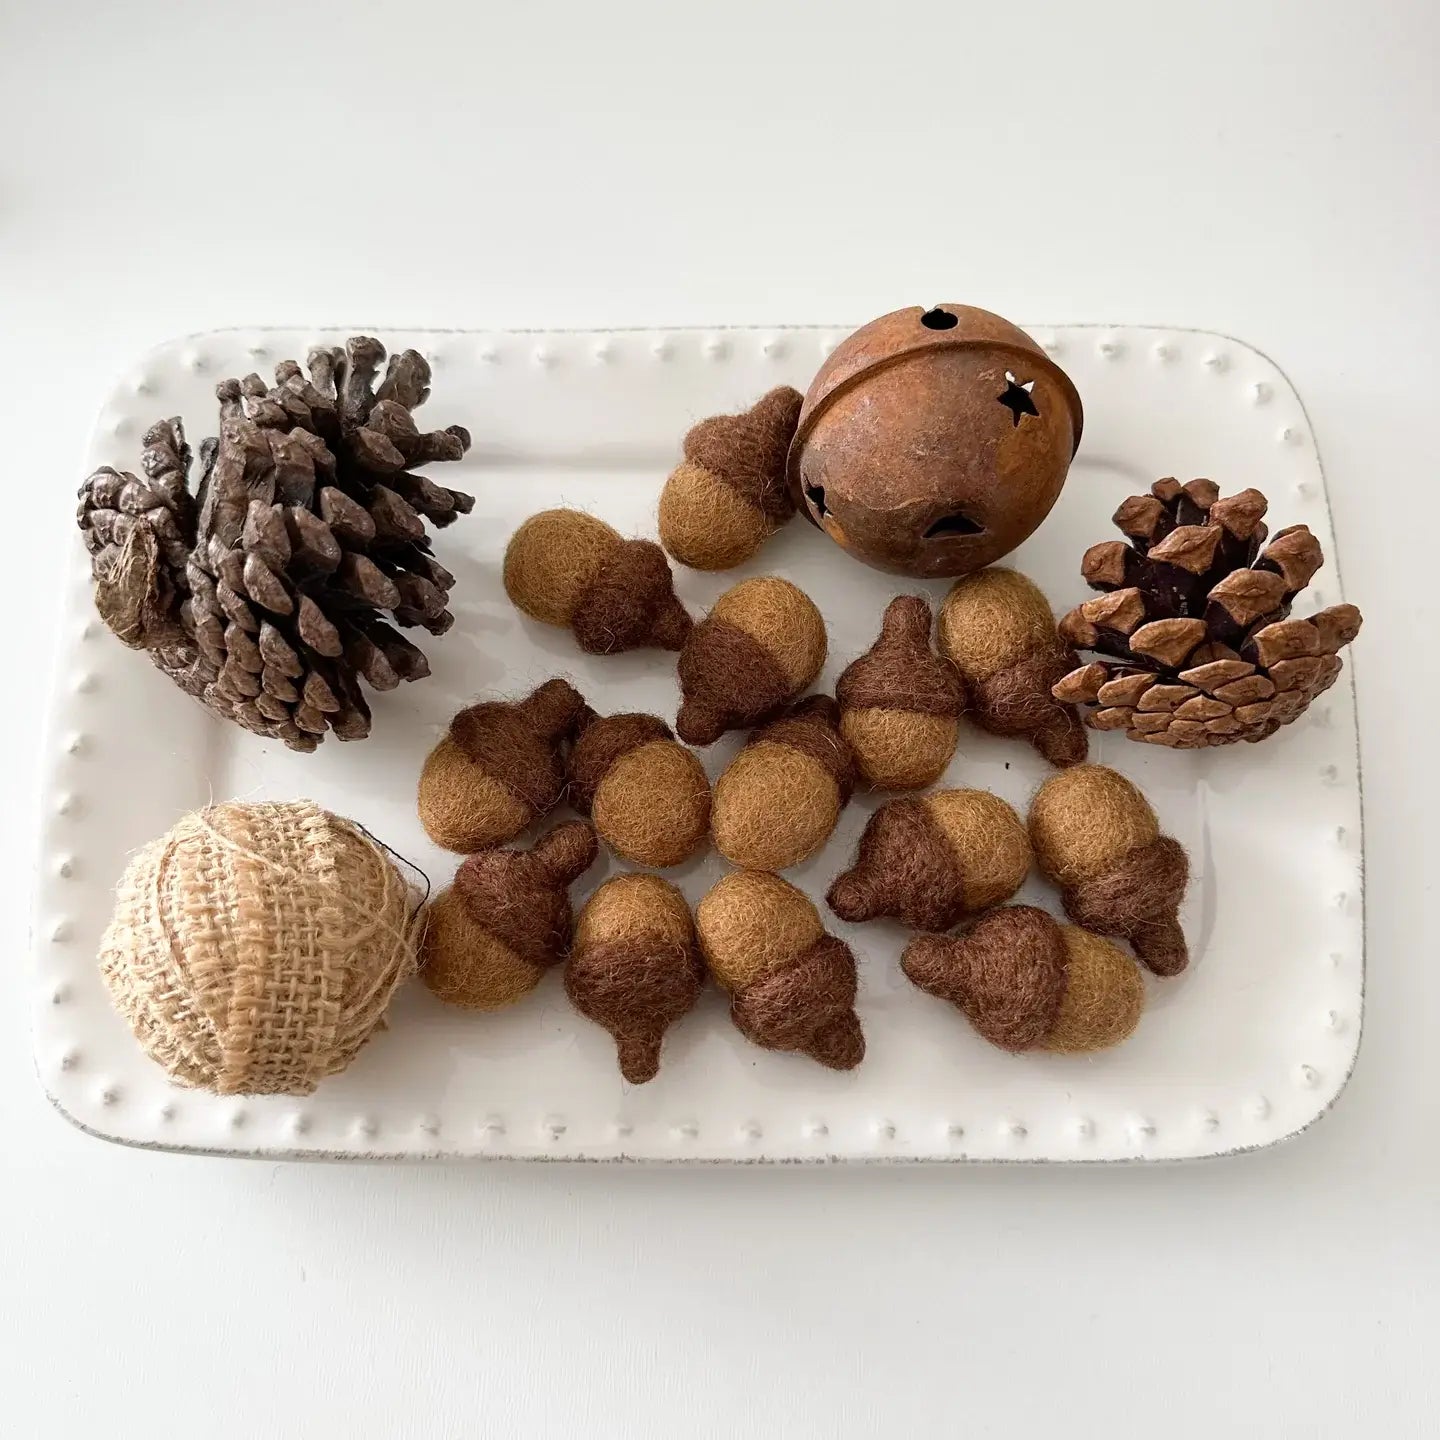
[923, 511, 985, 540]
[920, 307, 958, 331]
[805, 483, 828, 519]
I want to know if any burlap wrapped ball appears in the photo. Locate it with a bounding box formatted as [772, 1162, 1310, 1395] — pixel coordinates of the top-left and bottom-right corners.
[100, 801, 421, 1096]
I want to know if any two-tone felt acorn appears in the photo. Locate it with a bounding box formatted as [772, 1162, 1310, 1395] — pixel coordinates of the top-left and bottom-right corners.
[937, 567, 1088, 767]
[676, 576, 827, 745]
[420, 821, 597, 1010]
[827, 789, 1031, 933]
[565, 874, 705, 1084]
[417, 679, 588, 852]
[696, 871, 865, 1070]
[1028, 765, 1190, 976]
[711, 696, 856, 871]
[567, 710, 711, 868]
[658, 387, 804, 570]
[503, 508, 692, 654]
[903, 905, 1145, 1054]
[835, 595, 967, 790]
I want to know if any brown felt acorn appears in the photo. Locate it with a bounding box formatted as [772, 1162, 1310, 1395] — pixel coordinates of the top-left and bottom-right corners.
[417, 679, 588, 852]
[566, 874, 705, 1083]
[903, 906, 1144, 1054]
[827, 789, 1031, 933]
[711, 696, 855, 871]
[568, 710, 711, 868]
[1028, 765, 1190, 976]
[658, 386, 804, 570]
[420, 821, 597, 1010]
[676, 576, 827, 745]
[696, 870, 865, 1070]
[937, 567, 1088, 767]
[836, 595, 967, 790]
[503, 508, 692, 654]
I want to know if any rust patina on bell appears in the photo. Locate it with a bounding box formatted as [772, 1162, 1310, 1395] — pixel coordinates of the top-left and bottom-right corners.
[787, 305, 1083, 578]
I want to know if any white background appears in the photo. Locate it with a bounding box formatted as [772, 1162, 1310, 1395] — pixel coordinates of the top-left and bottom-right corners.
[2, 1, 1435, 1435]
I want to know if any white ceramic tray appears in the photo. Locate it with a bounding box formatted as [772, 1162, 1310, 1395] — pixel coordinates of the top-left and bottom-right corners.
[31, 323, 1364, 1163]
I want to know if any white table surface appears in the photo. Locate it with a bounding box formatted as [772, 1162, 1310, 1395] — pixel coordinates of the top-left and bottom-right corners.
[2, 2, 1434, 1435]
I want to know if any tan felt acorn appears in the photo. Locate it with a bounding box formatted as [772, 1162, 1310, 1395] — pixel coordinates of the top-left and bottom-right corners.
[566, 874, 705, 1083]
[676, 576, 827, 745]
[827, 789, 1031, 933]
[696, 870, 865, 1070]
[417, 679, 588, 853]
[836, 595, 967, 790]
[658, 386, 804, 570]
[938, 567, 1088, 767]
[421, 821, 597, 1010]
[711, 695, 856, 871]
[1028, 765, 1190, 976]
[504, 508, 692, 654]
[903, 905, 1144, 1053]
[568, 710, 711, 868]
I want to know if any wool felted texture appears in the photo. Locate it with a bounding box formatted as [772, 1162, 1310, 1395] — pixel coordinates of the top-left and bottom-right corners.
[1027, 764, 1190, 976]
[421, 821, 598, 1010]
[567, 710, 711, 867]
[695, 870, 865, 1070]
[99, 801, 420, 1095]
[503, 508, 692, 654]
[658, 386, 804, 570]
[836, 595, 967, 790]
[417, 678, 588, 852]
[902, 905, 1144, 1053]
[827, 788, 1031, 932]
[675, 576, 828, 745]
[937, 567, 1088, 767]
[711, 695, 856, 871]
[566, 874, 705, 1083]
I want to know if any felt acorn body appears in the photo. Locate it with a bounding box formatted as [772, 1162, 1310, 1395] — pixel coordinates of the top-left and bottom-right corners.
[676, 576, 827, 745]
[568, 711, 711, 868]
[903, 906, 1144, 1054]
[938, 567, 1088, 767]
[827, 789, 1031, 933]
[658, 387, 803, 570]
[696, 871, 865, 1070]
[504, 509, 692, 654]
[418, 679, 588, 852]
[1028, 765, 1190, 976]
[566, 874, 705, 1083]
[836, 595, 967, 790]
[711, 696, 856, 871]
[421, 821, 597, 1010]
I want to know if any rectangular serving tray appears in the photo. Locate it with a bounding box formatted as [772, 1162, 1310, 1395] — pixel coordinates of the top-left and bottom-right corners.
[31, 323, 1364, 1162]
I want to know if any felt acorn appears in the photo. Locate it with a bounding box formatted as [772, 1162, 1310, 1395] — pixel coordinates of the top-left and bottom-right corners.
[903, 906, 1144, 1054]
[658, 386, 804, 570]
[676, 576, 827, 745]
[711, 695, 856, 871]
[937, 567, 1088, 767]
[417, 679, 588, 853]
[420, 821, 598, 1010]
[827, 789, 1031, 932]
[696, 870, 865, 1070]
[1028, 765, 1190, 976]
[836, 595, 967, 790]
[567, 710, 711, 868]
[503, 508, 692, 654]
[566, 874, 705, 1083]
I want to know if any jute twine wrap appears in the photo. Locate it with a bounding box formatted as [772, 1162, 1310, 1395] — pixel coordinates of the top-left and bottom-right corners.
[100, 801, 423, 1096]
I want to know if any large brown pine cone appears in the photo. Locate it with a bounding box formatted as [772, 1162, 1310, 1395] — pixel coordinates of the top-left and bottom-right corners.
[1052, 478, 1362, 748]
[77, 337, 474, 752]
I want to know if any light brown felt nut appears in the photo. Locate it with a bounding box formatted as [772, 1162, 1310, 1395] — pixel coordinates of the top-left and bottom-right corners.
[1028, 765, 1190, 977]
[937, 567, 1088, 767]
[566, 874, 704, 1084]
[676, 576, 828, 745]
[695, 870, 865, 1070]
